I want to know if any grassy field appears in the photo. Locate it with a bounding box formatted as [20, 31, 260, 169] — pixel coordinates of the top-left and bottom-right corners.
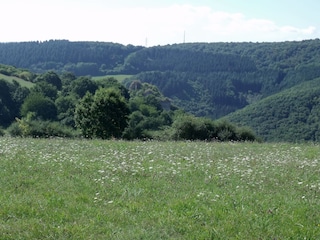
[0, 138, 319, 239]
[0, 73, 34, 88]
[92, 75, 132, 83]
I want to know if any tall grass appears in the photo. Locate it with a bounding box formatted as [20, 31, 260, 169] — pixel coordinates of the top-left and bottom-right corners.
[0, 137, 319, 239]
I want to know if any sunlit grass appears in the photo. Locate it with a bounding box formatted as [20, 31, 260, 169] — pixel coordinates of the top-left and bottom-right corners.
[92, 74, 132, 83]
[0, 138, 320, 239]
[0, 73, 34, 88]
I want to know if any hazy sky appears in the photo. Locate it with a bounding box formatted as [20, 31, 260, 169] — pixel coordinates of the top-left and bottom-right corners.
[1, 0, 319, 46]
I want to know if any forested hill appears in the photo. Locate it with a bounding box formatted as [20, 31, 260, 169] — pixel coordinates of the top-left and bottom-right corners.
[224, 77, 320, 142]
[2, 39, 320, 139]
[0, 40, 143, 76]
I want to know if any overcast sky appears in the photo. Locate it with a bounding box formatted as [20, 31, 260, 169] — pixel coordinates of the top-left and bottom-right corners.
[1, 0, 319, 46]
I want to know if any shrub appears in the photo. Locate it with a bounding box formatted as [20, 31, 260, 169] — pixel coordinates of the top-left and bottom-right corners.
[171, 115, 212, 140]
[28, 121, 76, 138]
[215, 120, 238, 141]
[236, 127, 257, 141]
[7, 122, 23, 137]
[7, 119, 77, 138]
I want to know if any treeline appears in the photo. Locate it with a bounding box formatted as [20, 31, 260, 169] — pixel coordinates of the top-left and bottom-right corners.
[120, 47, 257, 74]
[2, 40, 320, 141]
[0, 66, 257, 141]
[2, 39, 320, 75]
[0, 40, 142, 75]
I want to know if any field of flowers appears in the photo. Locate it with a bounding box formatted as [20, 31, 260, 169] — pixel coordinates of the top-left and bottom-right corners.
[0, 137, 320, 239]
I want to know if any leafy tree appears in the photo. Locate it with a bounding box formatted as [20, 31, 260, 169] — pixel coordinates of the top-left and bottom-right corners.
[60, 72, 76, 86]
[122, 111, 145, 140]
[73, 92, 94, 137]
[36, 71, 62, 90]
[0, 79, 29, 127]
[0, 80, 15, 126]
[31, 81, 58, 101]
[21, 92, 57, 120]
[75, 88, 130, 139]
[55, 95, 77, 127]
[97, 77, 130, 100]
[171, 114, 212, 140]
[71, 76, 98, 98]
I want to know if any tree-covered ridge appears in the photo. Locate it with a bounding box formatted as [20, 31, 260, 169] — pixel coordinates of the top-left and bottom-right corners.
[2, 39, 320, 76]
[224, 77, 320, 142]
[0, 40, 142, 75]
[121, 47, 257, 74]
[2, 40, 320, 142]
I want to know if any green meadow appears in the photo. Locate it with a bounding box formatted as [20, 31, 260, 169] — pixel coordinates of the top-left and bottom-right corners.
[92, 75, 132, 83]
[1, 137, 320, 239]
[0, 73, 34, 88]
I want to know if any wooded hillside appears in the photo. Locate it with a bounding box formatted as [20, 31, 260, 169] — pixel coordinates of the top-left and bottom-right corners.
[1, 39, 320, 141]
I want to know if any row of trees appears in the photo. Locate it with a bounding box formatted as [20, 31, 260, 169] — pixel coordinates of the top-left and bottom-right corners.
[0, 40, 142, 75]
[2, 39, 320, 75]
[121, 48, 256, 74]
[0, 67, 257, 141]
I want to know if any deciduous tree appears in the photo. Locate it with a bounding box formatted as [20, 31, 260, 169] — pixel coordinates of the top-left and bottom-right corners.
[75, 88, 130, 139]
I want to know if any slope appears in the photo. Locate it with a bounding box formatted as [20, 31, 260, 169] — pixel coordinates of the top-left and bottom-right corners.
[0, 73, 34, 88]
[2, 40, 320, 120]
[224, 78, 320, 142]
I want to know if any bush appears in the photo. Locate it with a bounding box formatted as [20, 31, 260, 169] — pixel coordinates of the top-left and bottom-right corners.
[236, 127, 257, 141]
[170, 115, 257, 142]
[7, 120, 77, 138]
[7, 122, 23, 137]
[215, 120, 238, 141]
[28, 121, 77, 138]
[171, 115, 213, 141]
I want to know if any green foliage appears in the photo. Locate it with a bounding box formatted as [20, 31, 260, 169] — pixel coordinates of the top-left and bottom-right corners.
[36, 71, 62, 90]
[26, 121, 77, 138]
[31, 81, 58, 101]
[171, 115, 213, 140]
[5, 39, 320, 141]
[0, 40, 143, 75]
[75, 88, 130, 139]
[74, 92, 94, 137]
[8, 117, 77, 138]
[123, 82, 175, 140]
[55, 95, 77, 127]
[6, 122, 22, 137]
[225, 77, 320, 142]
[170, 115, 257, 141]
[0, 79, 30, 127]
[70, 76, 98, 98]
[21, 92, 57, 121]
[0, 64, 36, 82]
[96, 77, 130, 100]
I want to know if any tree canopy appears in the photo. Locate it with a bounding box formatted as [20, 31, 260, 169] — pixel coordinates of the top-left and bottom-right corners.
[75, 88, 130, 139]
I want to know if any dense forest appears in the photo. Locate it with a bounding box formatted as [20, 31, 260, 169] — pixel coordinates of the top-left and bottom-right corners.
[0, 64, 255, 141]
[1, 39, 320, 141]
[224, 78, 320, 142]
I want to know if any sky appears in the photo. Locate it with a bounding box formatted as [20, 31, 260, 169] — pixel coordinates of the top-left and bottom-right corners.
[1, 0, 319, 46]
